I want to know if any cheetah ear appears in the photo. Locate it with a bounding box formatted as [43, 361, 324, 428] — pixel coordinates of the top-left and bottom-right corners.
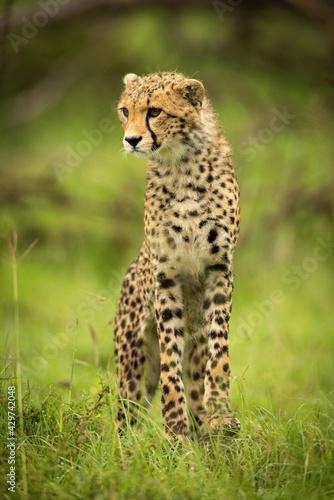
[175, 79, 205, 107]
[123, 73, 141, 87]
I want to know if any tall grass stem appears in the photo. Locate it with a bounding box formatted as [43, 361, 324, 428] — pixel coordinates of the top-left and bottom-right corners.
[12, 257, 28, 497]
[68, 320, 78, 406]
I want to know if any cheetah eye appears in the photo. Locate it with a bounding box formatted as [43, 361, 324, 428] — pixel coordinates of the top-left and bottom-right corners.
[122, 108, 129, 118]
[147, 107, 161, 118]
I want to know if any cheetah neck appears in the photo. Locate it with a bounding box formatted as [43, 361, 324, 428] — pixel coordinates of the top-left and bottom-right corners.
[147, 129, 231, 201]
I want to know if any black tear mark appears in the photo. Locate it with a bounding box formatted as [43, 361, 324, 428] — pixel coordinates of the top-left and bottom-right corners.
[146, 113, 160, 151]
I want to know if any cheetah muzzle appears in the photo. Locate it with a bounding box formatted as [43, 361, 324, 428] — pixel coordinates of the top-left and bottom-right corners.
[114, 71, 241, 436]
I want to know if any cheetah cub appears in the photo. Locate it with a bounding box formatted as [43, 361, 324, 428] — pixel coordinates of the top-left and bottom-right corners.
[114, 72, 240, 435]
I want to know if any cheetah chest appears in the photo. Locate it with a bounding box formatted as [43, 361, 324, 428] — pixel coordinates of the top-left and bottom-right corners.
[146, 197, 232, 275]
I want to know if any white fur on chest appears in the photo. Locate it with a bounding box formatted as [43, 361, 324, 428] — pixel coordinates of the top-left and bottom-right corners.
[145, 150, 235, 277]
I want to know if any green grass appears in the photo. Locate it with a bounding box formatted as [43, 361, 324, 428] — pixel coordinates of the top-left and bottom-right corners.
[0, 5, 334, 499]
[1, 370, 333, 499]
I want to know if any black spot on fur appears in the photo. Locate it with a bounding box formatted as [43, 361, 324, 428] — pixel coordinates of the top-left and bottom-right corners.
[162, 309, 173, 322]
[160, 279, 176, 289]
[203, 299, 211, 310]
[190, 390, 199, 401]
[125, 330, 132, 340]
[206, 264, 227, 272]
[163, 400, 175, 414]
[213, 293, 226, 305]
[208, 229, 218, 243]
[174, 308, 182, 319]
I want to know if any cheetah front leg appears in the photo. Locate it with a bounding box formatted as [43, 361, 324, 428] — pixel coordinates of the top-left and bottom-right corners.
[202, 264, 240, 433]
[188, 338, 207, 430]
[154, 269, 188, 435]
[183, 282, 207, 430]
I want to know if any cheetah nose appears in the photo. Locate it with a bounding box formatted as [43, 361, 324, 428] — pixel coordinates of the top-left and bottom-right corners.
[125, 136, 142, 148]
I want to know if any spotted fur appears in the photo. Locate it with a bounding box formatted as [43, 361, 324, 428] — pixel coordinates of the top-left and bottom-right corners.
[114, 72, 240, 435]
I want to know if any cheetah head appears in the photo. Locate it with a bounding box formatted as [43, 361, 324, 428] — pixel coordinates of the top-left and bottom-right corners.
[117, 72, 205, 161]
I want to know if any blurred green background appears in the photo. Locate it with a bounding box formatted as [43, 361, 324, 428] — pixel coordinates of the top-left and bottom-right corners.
[1, 0, 333, 414]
